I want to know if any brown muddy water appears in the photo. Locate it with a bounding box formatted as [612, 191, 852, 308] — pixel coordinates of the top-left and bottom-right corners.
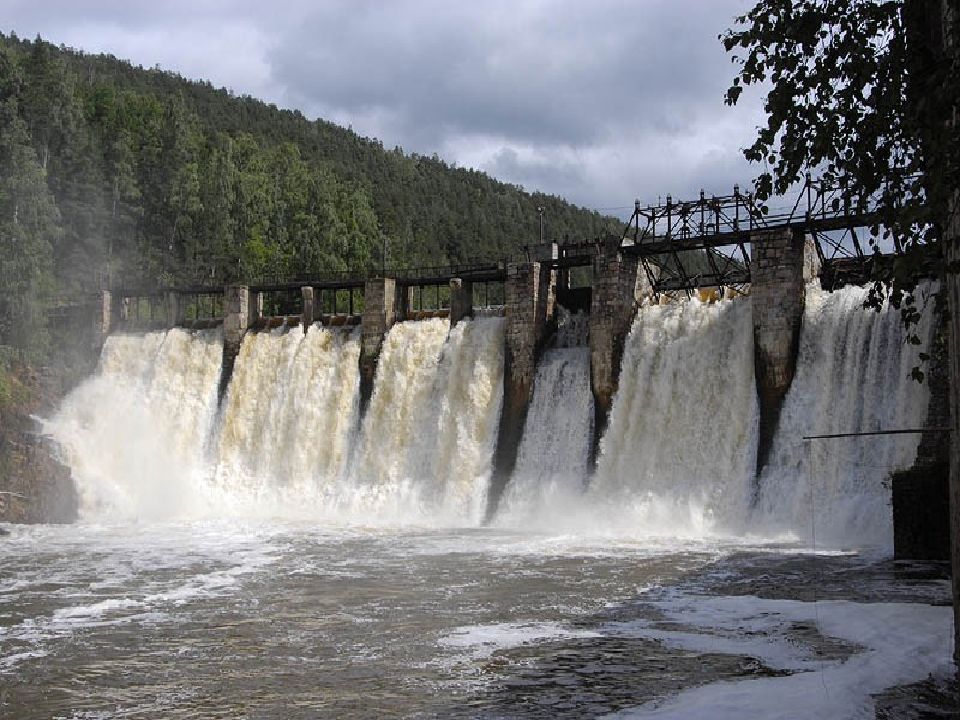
[0, 522, 952, 719]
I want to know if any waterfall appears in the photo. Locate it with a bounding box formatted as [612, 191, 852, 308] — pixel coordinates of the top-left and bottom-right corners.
[753, 283, 934, 547]
[588, 297, 759, 537]
[44, 329, 223, 520]
[345, 317, 505, 524]
[495, 347, 593, 527]
[47, 318, 503, 526]
[214, 324, 362, 511]
[44, 282, 931, 546]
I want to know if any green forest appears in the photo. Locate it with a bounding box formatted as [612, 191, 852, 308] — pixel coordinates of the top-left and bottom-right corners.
[0, 32, 619, 362]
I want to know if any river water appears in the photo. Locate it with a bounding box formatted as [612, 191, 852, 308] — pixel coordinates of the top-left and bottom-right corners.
[1, 286, 952, 718]
[1, 522, 951, 719]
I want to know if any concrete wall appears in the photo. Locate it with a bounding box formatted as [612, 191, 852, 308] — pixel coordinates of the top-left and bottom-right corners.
[750, 227, 807, 476]
[301, 286, 315, 333]
[947, 97, 960, 669]
[449, 278, 473, 327]
[359, 278, 397, 415]
[589, 236, 642, 462]
[488, 261, 553, 519]
[219, 285, 249, 402]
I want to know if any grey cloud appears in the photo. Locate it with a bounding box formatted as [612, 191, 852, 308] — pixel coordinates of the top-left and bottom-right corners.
[271, 0, 752, 149]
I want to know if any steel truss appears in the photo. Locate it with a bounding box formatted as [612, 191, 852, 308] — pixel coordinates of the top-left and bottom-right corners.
[619, 175, 905, 297]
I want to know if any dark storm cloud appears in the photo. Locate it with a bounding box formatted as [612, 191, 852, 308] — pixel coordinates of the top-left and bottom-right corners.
[271, 1, 755, 144]
[3, 0, 763, 213]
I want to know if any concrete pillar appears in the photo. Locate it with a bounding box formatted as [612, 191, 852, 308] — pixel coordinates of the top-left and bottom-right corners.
[530, 242, 558, 328]
[588, 235, 641, 463]
[488, 261, 553, 520]
[94, 290, 111, 349]
[893, 328, 950, 560]
[250, 291, 265, 327]
[449, 278, 473, 327]
[947, 113, 960, 668]
[359, 278, 397, 415]
[219, 285, 249, 402]
[751, 227, 807, 477]
[165, 291, 181, 329]
[301, 286, 315, 333]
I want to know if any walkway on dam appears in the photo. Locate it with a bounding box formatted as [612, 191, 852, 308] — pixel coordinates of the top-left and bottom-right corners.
[105, 175, 922, 313]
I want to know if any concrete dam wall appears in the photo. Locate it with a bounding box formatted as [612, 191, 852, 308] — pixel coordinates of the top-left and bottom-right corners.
[42, 234, 936, 552]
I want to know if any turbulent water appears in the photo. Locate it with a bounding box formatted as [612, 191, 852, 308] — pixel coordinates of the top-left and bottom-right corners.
[216, 324, 362, 512]
[589, 296, 758, 537]
[496, 347, 594, 526]
[754, 284, 934, 548]
[346, 317, 504, 525]
[44, 328, 223, 520]
[9, 287, 946, 719]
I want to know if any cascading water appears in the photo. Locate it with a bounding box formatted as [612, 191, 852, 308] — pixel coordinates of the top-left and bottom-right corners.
[753, 283, 934, 548]
[588, 297, 759, 537]
[45, 328, 223, 520]
[215, 324, 362, 511]
[43, 282, 931, 547]
[345, 317, 505, 524]
[46, 317, 503, 526]
[495, 347, 594, 528]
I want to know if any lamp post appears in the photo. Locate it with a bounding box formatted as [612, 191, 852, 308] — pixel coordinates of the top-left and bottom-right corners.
[537, 206, 544, 244]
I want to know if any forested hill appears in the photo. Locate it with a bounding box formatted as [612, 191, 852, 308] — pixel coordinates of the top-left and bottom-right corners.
[0, 32, 619, 353]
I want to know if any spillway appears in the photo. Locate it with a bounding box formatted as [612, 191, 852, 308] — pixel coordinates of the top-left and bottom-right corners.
[49, 318, 504, 526]
[45, 328, 223, 520]
[215, 324, 362, 512]
[495, 347, 594, 527]
[346, 317, 505, 525]
[753, 283, 933, 547]
[44, 284, 932, 548]
[589, 296, 759, 537]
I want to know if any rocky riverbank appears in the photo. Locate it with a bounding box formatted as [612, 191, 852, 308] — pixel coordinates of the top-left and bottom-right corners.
[0, 363, 77, 524]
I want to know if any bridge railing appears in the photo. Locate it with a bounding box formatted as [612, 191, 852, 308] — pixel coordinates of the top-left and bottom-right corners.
[621, 175, 883, 250]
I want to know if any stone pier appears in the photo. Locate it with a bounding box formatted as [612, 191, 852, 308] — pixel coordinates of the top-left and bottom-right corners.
[219, 285, 249, 402]
[250, 290, 265, 327]
[893, 327, 950, 560]
[449, 278, 473, 327]
[488, 260, 554, 520]
[359, 278, 397, 415]
[588, 235, 644, 463]
[94, 290, 112, 351]
[750, 227, 808, 477]
[165, 291, 181, 329]
[301, 286, 315, 333]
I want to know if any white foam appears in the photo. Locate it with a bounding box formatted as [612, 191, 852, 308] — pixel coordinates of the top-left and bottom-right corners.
[439, 621, 601, 659]
[497, 347, 594, 527]
[43, 329, 223, 521]
[588, 296, 758, 537]
[605, 595, 952, 719]
[755, 283, 934, 549]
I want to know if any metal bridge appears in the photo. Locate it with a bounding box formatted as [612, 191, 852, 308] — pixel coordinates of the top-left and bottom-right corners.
[617, 175, 904, 298]
[106, 175, 927, 319]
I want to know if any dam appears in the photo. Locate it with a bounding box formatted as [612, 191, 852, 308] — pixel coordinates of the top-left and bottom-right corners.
[2, 186, 950, 719]
[51, 218, 938, 548]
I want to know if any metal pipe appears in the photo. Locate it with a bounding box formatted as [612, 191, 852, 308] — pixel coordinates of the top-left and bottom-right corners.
[803, 428, 951, 441]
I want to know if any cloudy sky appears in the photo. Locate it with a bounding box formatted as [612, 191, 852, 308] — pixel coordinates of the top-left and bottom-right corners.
[3, 0, 764, 217]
